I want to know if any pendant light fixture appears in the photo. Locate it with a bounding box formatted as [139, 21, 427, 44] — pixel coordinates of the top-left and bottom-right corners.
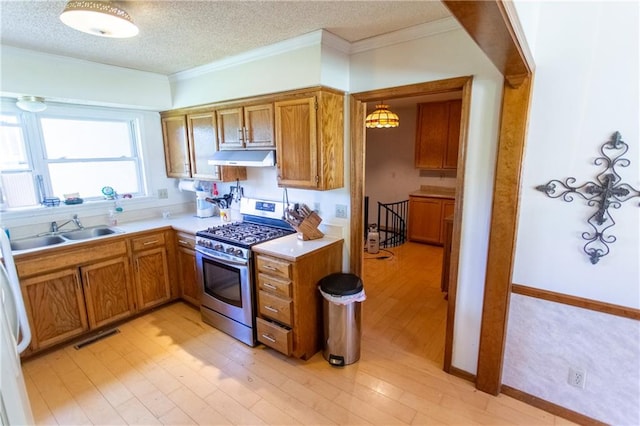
[60, 1, 139, 38]
[16, 96, 47, 112]
[365, 102, 400, 129]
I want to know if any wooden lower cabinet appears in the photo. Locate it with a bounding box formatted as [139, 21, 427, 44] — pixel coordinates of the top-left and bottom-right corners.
[82, 256, 135, 329]
[408, 196, 455, 245]
[133, 247, 171, 310]
[16, 231, 176, 355]
[21, 255, 135, 352]
[253, 239, 343, 360]
[176, 232, 199, 306]
[22, 268, 89, 351]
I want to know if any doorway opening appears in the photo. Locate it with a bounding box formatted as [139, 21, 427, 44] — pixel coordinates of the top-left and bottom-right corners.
[350, 76, 473, 372]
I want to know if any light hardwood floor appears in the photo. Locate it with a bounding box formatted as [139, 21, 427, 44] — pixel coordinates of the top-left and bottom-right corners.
[23, 242, 574, 425]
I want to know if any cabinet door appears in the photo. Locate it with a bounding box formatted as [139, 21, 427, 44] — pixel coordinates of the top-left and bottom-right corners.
[217, 107, 244, 150]
[177, 246, 200, 306]
[244, 103, 274, 148]
[274, 96, 318, 188]
[162, 115, 191, 178]
[444, 100, 462, 169]
[188, 112, 221, 180]
[133, 247, 171, 310]
[408, 197, 443, 244]
[415, 102, 449, 169]
[21, 269, 88, 350]
[82, 256, 134, 329]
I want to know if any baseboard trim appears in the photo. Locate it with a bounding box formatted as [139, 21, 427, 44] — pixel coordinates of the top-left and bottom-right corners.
[449, 366, 476, 383]
[512, 283, 640, 320]
[501, 385, 607, 426]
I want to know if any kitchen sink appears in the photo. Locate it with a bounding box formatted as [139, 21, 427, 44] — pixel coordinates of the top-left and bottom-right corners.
[10, 235, 67, 251]
[60, 226, 121, 240]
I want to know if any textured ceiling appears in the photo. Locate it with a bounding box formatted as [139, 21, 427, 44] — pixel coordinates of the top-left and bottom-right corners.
[0, 1, 451, 76]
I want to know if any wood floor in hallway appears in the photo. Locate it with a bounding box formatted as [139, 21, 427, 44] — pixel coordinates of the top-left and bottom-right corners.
[362, 242, 447, 367]
[22, 243, 575, 425]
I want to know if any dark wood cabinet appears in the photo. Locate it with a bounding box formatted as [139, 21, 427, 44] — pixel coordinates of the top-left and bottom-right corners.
[415, 100, 462, 170]
[408, 195, 455, 245]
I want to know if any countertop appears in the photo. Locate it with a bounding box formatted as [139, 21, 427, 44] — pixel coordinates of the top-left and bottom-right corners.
[409, 185, 456, 199]
[253, 234, 344, 262]
[10, 213, 344, 259]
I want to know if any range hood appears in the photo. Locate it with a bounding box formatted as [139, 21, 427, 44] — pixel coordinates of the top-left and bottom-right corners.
[208, 150, 275, 167]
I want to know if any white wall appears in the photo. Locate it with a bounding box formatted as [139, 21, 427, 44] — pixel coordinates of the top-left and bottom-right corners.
[0, 47, 191, 237]
[350, 28, 504, 375]
[0, 46, 172, 110]
[507, 2, 639, 424]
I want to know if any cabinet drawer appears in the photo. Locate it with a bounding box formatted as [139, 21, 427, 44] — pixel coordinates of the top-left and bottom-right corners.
[258, 291, 292, 326]
[257, 273, 291, 298]
[175, 232, 195, 249]
[256, 317, 292, 355]
[131, 233, 166, 251]
[256, 255, 291, 279]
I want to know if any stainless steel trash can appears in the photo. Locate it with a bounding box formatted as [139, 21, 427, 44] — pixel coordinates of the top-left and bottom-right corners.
[319, 273, 365, 366]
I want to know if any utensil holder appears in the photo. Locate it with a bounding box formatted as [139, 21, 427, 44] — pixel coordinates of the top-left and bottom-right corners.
[292, 212, 324, 240]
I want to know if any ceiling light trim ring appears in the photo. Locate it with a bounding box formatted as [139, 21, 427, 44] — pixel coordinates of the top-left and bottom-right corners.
[16, 96, 47, 112]
[60, 1, 139, 38]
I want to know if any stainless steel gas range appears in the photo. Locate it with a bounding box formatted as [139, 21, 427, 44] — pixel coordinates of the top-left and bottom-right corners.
[195, 197, 294, 346]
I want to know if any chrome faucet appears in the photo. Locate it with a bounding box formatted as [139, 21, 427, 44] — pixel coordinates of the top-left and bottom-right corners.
[50, 214, 83, 233]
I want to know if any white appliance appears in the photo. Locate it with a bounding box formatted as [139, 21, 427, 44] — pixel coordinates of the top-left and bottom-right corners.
[0, 230, 34, 425]
[367, 225, 380, 254]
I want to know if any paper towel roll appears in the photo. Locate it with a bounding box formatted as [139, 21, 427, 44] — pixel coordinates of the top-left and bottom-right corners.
[178, 179, 196, 192]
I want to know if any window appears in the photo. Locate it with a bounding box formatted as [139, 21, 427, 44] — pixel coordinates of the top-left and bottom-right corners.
[0, 100, 146, 209]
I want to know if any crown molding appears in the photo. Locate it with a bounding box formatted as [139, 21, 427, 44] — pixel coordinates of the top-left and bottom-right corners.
[170, 30, 326, 82]
[170, 18, 460, 83]
[350, 17, 461, 54]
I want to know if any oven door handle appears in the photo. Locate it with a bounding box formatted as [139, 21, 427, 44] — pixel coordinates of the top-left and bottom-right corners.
[195, 247, 249, 266]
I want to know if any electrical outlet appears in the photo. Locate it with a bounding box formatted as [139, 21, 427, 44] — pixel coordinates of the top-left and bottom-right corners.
[568, 367, 586, 389]
[313, 202, 321, 213]
[158, 188, 168, 199]
[335, 204, 347, 218]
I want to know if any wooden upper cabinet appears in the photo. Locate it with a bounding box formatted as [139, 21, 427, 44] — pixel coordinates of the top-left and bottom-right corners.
[217, 103, 274, 150]
[161, 111, 247, 182]
[162, 115, 190, 178]
[217, 107, 244, 149]
[415, 99, 462, 170]
[274, 89, 344, 190]
[188, 112, 221, 180]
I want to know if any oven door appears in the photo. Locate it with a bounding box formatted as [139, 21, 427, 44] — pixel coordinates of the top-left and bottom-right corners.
[195, 247, 253, 327]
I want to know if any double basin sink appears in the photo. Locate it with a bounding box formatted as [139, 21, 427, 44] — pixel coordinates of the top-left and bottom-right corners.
[10, 226, 123, 251]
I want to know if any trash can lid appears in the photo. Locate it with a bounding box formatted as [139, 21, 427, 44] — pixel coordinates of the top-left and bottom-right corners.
[319, 273, 363, 296]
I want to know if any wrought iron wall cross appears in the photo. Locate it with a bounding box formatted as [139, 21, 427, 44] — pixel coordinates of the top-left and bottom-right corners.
[536, 131, 639, 264]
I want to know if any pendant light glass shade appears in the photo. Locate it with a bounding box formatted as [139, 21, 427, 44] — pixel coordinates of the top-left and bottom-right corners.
[365, 103, 399, 128]
[16, 96, 47, 112]
[60, 1, 139, 38]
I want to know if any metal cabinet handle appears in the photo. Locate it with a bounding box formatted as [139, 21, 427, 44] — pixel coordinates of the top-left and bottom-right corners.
[143, 240, 158, 245]
[178, 239, 192, 247]
[264, 306, 279, 313]
[261, 334, 276, 343]
[263, 265, 276, 271]
[263, 283, 277, 290]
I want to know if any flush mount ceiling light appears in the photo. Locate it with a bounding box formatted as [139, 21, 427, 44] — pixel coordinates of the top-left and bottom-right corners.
[60, 1, 139, 38]
[16, 96, 47, 112]
[365, 103, 400, 128]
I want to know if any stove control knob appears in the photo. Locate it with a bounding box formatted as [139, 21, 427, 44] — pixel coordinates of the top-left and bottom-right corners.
[226, 247, 235, 254]
[214, 244, 223, 251]
[235, 249, 244, 258]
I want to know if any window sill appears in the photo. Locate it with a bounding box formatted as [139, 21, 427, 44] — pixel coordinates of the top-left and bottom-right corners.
[1, 196, 158, 222]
